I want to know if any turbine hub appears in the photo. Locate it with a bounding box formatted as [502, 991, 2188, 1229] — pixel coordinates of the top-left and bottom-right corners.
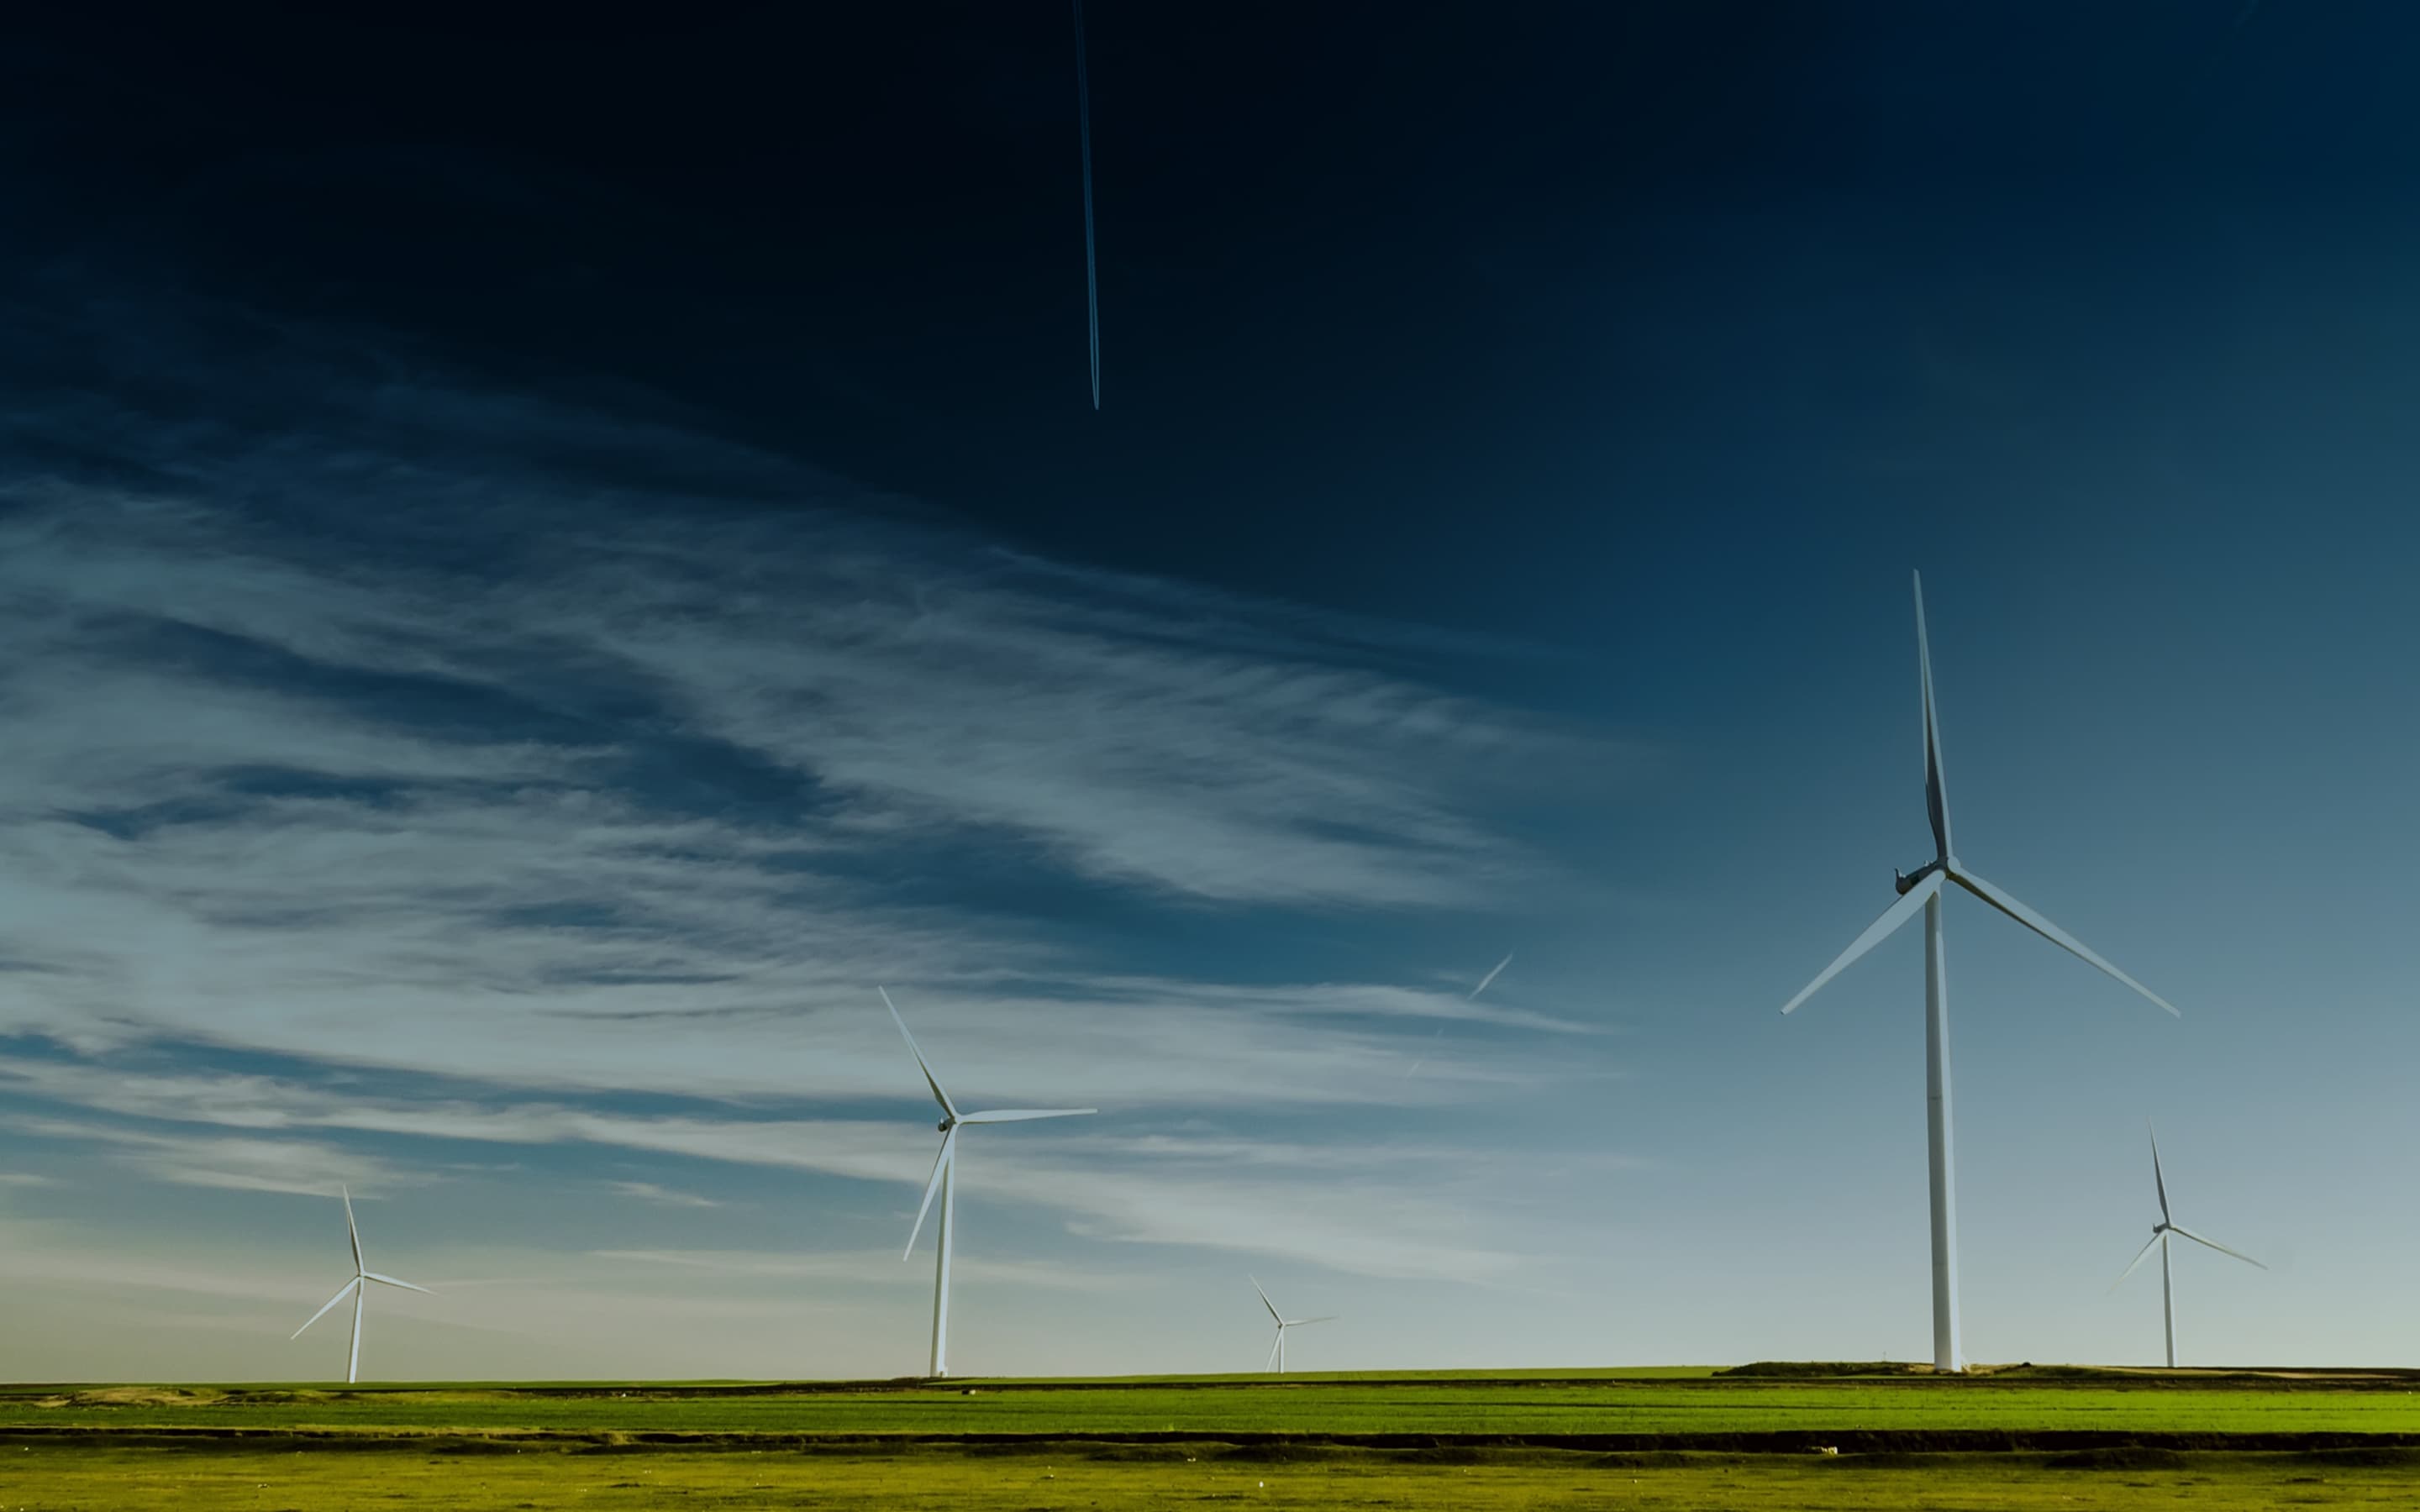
[1896, 858, 1946, 895]
[937, 1118, 953, 1134]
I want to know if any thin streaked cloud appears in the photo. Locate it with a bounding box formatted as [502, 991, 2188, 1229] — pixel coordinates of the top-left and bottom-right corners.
[604, 1181, 721, 1210]
[0, 285, 1644, 1376]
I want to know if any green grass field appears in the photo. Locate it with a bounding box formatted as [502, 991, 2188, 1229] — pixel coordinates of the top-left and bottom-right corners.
[8, 1365, 2419, 1442]
[12, 1444, 2420, 1511]
[9, 1368, 2419, 1508]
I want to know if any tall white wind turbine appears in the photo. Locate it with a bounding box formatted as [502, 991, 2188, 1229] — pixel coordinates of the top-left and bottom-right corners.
[883, 987, 1095, 1378]
[290, 1184, 432, 1384]
[1249, 1275, 1335, 1374]
[2113, 1121, 2264, 1368]
[1780, 572, 2180, 1373]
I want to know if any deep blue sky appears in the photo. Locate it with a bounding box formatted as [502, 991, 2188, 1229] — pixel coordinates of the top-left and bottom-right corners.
[2, 2, 2417, 1379]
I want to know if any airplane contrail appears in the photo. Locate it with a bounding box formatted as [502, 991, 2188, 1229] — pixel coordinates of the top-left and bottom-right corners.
[1072, 0, 1101, 409]
[1470, 951, 1514, 1000]
[1404, 952, 1514, 1079]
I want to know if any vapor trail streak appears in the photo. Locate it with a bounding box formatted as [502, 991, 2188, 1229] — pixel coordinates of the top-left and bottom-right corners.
[1470, 951, 1514, 1000]
[1073, 0, 1102, 409]
[1403, 952, 1514, 1079]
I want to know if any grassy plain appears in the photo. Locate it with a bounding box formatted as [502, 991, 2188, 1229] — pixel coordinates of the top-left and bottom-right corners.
[6, 1366, 2419, 1441]
[8, 1368, 2419, 1509]
[11, 1443, 2420, 1511]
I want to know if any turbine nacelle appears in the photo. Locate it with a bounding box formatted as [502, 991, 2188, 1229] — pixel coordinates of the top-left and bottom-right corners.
[1895, 858, 1950, 896]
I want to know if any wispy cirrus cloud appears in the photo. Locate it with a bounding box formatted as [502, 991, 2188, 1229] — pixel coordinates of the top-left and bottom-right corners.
[0, 398, 1612, 1098]
[0, 1053, 1538, 1284]
[0, 282, 1642, 1377]
[2, 1112, 424, 1198]
[590, 1247, 1144, 1291]
[605, 1181, 720, 1210]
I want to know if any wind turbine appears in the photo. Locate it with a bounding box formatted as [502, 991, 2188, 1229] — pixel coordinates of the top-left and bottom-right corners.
[1780, 572, 2180, 1373]
[1249, 1275, 1335, 1374]
[290, 1184, 432, 1384]
[2113, 1121, 2264, 1368]
[883, 986, 1095, 1378]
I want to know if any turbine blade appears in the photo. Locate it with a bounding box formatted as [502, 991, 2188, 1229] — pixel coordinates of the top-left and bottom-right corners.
[1289, 1315, 1338, 1326]
[2171, 1224, 2266, 1269]
[1779, 869, 1942, 1016]
[2109, 1231, 2163, 1293]
[1265, 1330, 1283, 1372]
[1249, 1274, 1282, 1325]
[292, 1278, 360, 1339]
[958, 1108, 1097, 1124]
[1470, 952, 1513, 1000]
[342, 1184, 363, 1275]
[880, 986, 958, 1119]
[363, 1272, 434, 1294]
[1947, 867, 2180, 1016]
[903, 1128, 955, 1260]
[2149, 1121, 2171, 1226]
[1913, 570, 1953, 862]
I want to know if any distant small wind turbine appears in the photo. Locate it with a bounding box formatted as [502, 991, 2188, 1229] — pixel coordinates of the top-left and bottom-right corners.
[290, 1184, 431, 1384]
[2113, 1121, 2264, 1368]
[1780, 572, 2180, 1373]
[1250, 1275, 1335, 1373]
[884, 987, 1096, 1378]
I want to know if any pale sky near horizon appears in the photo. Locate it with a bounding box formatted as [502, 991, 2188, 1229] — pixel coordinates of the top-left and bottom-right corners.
[4, 3, 2418, 1381]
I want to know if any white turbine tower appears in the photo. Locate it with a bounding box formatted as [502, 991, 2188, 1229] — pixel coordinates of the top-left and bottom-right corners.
[1780, 572, 2180, 1373]
[1249, 1276, 1335, 1374]
[290, 1185, 431, 1384]
[2113, 1121, 2264, 1368]
[884, 986, 1095, 1378]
